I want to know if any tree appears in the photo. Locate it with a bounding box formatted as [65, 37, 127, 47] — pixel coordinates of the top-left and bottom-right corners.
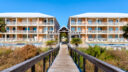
[60, 33, 67, 38]
[0, 18, 6, 32]
[123, 24, 128, 39]
[46, 40, 56, 48]
[71, 38, 82, 48]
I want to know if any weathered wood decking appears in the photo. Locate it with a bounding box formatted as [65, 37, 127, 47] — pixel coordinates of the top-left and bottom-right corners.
[48, 44, 79, 72]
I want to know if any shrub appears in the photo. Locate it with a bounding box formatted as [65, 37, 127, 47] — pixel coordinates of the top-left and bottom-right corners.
[85, 45, 106, 57]
[46, 40, 56, 48]
[71, 38, 82, 47]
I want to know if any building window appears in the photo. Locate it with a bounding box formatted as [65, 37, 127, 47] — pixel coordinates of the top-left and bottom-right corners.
[96, 20, 102, 24]
[23, 27, 27, 31]
[33, 27, 37, 31]
[49, 27, 53, 31]
[88, 20, 92, 24]
[115, 35, 118, 38]
[43, 19, 47, 23]
[78, 27, 82, 32]
[23, 35, 27, 38]
[78, 19, 82, 24]
[116, 19, 118, 23]
[109, 35, 113, 38]
[13, 27, 15, 31]
[88, 27, 92, 30]
[109, 27, 113, 31]
[88, 35, 92, 38]
[98, 27, 102, 30]
[115, 27, 118, 31]
[50, 35, 53, 38]
[71, 19, 75, 23]
[49, 19, 53, 24]
[7, 35, 9, 38]
[6, 27, 9, 31]
[13, 35, 15, 38]
[43, 27, 48, 31]
[109, 20, 113, 24]
[71, 27, 75, 31]
[98, 35, 102, 38]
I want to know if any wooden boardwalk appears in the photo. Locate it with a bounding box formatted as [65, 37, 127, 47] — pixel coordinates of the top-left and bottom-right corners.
[48, 44, 79, 72]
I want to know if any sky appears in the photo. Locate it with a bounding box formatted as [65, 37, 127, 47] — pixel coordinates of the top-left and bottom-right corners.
[0, 0, 128, 27]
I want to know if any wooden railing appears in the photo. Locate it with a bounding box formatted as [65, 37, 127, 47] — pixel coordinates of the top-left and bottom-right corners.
[1, 44, 60, 72]
[68, 44, 125, 72]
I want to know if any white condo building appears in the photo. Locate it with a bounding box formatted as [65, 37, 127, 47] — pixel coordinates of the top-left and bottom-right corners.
[68, 13, 128, 43]
[0, 13, 59, 42]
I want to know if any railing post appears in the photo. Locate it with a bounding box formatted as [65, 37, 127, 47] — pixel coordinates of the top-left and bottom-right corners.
[49, 54, 51, 67]
[78, 54, 80, 68]
[43, 57, 46, 72]
[31, 65, 35, 72]
[83, 57, 86, 72]
[52, 52, 53, 63]
[75, 52, 77, 63]
[94, 65, 98, 72]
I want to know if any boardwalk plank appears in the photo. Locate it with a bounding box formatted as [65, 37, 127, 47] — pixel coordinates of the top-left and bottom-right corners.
[48, 44, 79, 72]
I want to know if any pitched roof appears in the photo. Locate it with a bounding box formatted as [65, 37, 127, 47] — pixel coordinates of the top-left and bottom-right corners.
[71, 13, 128, 18]
[0, 13, 54, 18]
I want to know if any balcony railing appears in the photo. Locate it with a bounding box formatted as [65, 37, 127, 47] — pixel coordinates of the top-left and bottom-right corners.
[71, 22, 127, 26]
[17, 30, 27, 33]
[108, 38, 128, 42]
[6, 22, 16, 25]
[87, 30, 123, 34]
[39, 22, 54, 25]
[88, 38, 107, 42]
[28, 30, 37, 33]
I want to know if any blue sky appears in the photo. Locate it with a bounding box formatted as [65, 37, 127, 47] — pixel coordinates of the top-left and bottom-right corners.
[0, 0, 128, 27]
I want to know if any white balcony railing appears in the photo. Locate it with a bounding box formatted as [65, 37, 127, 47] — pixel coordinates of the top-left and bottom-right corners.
[6, 22, 16, 25]
[88, 38, 107, 42]
[28, 30, 37, 33]
[87, 30, 123, 34]
[17, 30, 27, 33]
[71, 22, 127, 26]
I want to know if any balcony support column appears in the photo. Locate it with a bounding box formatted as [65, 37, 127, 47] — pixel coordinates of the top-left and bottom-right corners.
[27, 18, 29, 41]
[85, 18, 87, 42]
[37, 18, 39, 42]
[118, 18, 120, 42]
[46, 18, 48, 41]
[107, 18, 109, 42]
[16, 18, 17, 41]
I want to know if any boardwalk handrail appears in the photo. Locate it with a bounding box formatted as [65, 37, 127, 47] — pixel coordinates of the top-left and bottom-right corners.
[1, 44, 60, 72]
[68, 44, 125, 72]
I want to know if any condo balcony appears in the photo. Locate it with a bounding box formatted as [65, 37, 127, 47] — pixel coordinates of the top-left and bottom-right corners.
[87, 30, 123, 34]
[6, 22, 54, 26]
[88, 38, 107, 42]
[88, 38, 128, 42]
[71, 22, 127, 26]
[39, 22, 54, 26]
[6, 22, 16, 26]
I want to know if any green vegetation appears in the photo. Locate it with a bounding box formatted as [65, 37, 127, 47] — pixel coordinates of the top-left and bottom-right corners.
[60, 33, 67, 38]
[0, 45, 50, 71]
[123, 24, 128, 38]
[46, 40, 56, 48]
[71, 38, 82, 47]
[77, 45, 128, 71]
[0, 18, 6, 32]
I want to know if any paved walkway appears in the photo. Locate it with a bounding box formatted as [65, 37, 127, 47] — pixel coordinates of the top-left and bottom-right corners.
[48, 44, 79, 72]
